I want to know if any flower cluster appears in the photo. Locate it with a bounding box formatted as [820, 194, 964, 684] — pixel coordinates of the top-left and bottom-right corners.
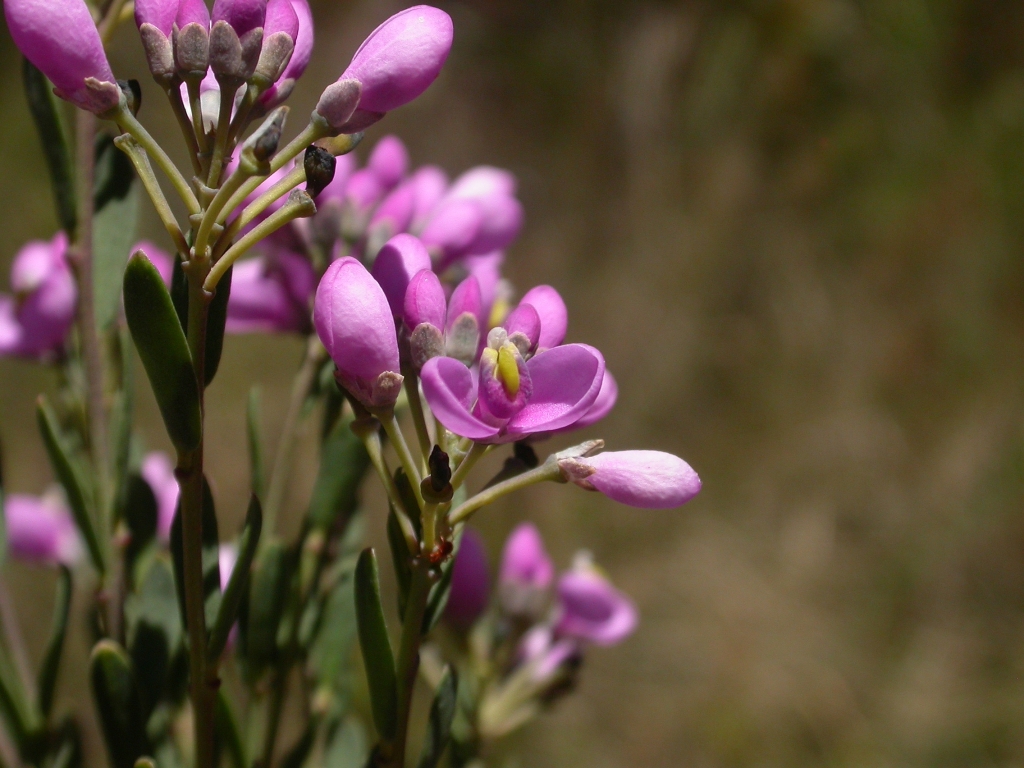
[0, 233, 75, 360]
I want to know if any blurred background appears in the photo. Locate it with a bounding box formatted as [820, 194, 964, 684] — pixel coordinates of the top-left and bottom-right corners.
[5, 0, 1024, 765]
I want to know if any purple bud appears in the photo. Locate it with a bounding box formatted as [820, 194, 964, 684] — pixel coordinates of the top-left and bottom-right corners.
[226, 251, 315, 334]
[313, 256, 402, 409]
[263, 0, 296, 39]
[499, 522, 553, 591]
[368, 135, 409, 191]
[141, 451, 180, 541]
[420, 198, 483, 264]
[446, 167, 523, 253]
[338, 5, 453, 122]
[519, 285, 567, 351]
[370, 234, 431, 318]
[253, 0, 298, 85]
[3, 492, 82, 566]
[136, 0, 178, 36]
[462, 252, 504, 321]
[503, 302, 540, 356]
[212, 0, 267, 36]
[0, 232, 76, 359]
[176, 0, 211, 28]
[258, 0, 312, 108]
[444, 527, 490, 631]
[403, 269, 446, 331]
[446, 275, 483, 332]
[344, 168, 385, 213]
[559, 450, 701, 509]
[368, 180, 416, 240]
[518, 626, 580, 682]
[554, 561, 637, 646]
[5, 0, 121, 113]
[410, 165, 448, 229]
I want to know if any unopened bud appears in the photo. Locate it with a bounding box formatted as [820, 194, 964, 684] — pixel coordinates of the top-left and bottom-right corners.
[446, 314, 480, 366]
[313, 79, 361, 134]
[118, 79, 143, 116]
[174, 22, 210, 77]
[303, 146, 336, 199]
[409, 323, 444, 370]
[209, 19, 263, 81]
[428, 445, 452, 492]
[247, 106, 288, 161]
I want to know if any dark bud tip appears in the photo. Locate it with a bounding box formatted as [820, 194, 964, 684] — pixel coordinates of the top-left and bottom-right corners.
[428, 444, 452, 492]
[118, 79, 143, 116]
[303, 145, 336, 199]
[514, 441, 539, 469]
[253, 120, 283, 162]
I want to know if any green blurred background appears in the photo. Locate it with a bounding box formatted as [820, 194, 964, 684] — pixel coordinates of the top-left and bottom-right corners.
[5, 0, 1024, 765]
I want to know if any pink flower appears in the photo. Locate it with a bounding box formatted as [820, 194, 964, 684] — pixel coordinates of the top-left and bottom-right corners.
[3, 492, 83, 566]
[5, 0, 121, 113]
[211, 0, 266, 36]
[558, 450, 701, 509]
[176, 0, 210, 28]
[499, 522, 553, 595]
[226, 250, 315, 334]
[554, 558, 637, 646]
[370, 234, 431, 319]
[444, 527, 490, 631]
[319, 5, 452, 131]
[0, 232, 77, 359]
[313, 257, 402, 410]
[259, 0, 312, 108]
[141, 451, 180, 542]
[135, 0, 178, 36]
[403, 270, 483, 368]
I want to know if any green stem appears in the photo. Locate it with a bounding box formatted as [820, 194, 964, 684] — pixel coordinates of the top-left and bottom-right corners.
[356, 427, 419, 552]
[404, 371, 433, 464]
[113, 135, 190, 256]
[206, 76, 240, 188]
[115, 106, 201, 216]
[179, 257, 216, 768]
[384, 561, 433, 768]
[187, 78, 211, 170]
[448, 461, 563, 525]
[263, 338, 325, 541]
[194, 154, 263, 261]
[381, 414, 424, 510]
[165, 82, 204, 177]
[449, 443, 488, 491]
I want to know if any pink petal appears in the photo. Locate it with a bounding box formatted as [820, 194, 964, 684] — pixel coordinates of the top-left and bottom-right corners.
[520, 285, 567, 350]
[420, 357, 498, 440]
[404, 269, 446, 330]
[367, 135, 409, 190]
[555, 569, 637, 646]
[371, 233, 431, 317]
[505, 344, 604, 437]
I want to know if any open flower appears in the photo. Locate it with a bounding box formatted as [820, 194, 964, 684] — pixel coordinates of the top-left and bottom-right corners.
[313, 256, 403, 410]
[553, 555, 637, 646]
[557, 449, 701, 509]
[0, 232, 77, 360]
[3, 491, 83, 566]
[6, 0, 121, 113]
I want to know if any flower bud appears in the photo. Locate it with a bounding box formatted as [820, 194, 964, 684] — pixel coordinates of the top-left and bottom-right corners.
[303, 145, 336, 198]
[141, 451, 180, 541]
[330, 5, 453, 132]
[558, 450, 701, 509]
[313, 78, 361, 133]
[444, 528, 490, 631]
[174, 0, 211, 76]
[253, 0, 298, 87]
[370, 234, 431, 319]
[5, 0, 121, 113]
[3, 492, 82, 566]
[444, 275, 481, 365]
[227, 250, 315, 334]
[209, 0, 266, 80]
[0, 232, 76, 359]
[136, 0, 179, 80]
[446, 167, 523, 254]
[313, 256, 402, 409]
[410, 164, 448, 230]
[259, 0, 312, 109]
[554, 556, 637, 646]
[405, 269, 446, 368]
[503, 303, 540, 357]
[498, 522, 553, 618]
[368, 135, 409, 191]
[420, 198, 483, 265]
[366, 180, 415, 255]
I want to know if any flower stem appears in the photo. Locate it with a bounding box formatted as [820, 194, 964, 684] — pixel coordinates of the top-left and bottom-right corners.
[115, 106, 201, 216]
[165, 82, 204, 177]
[404, 371, 433, 464]
[206, 76, 240, 188]
[448, 460, 563, 525]
[356, 427, 419, 553]
[113, 135, 190, 256]
[450, 442, 489, 491]
[263, 337, 325, 541]
[381, 413, 424, 510]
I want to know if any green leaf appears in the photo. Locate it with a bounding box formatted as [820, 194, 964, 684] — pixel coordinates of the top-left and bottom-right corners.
[207, 495, 262, 663]
[169, 477, 220, 631]
[421, 525, 464, 635]
[308, 420, 369, 532]
[239, 541, 291, 682]
[90, 640, 146, 768]
[93, 135, 139, 331]
[415, 667, 458, 768]
[22, 59, 76, 235]
[125, 557, 180, 719]
[170, 254, 188, 333]
[36, 397, 103, 573]
[203, 264, 231, 386]
[123, 252, 202, 454]
[324, 717, 367, 768]
[109, 332, 135, 530]
[354, 549, 397, 740]
[123, 474, 158, 570]
[0, 645, 31, 749]
[308, 566, 357, 703]
[247, 387, 265, 500]
[215, 689, 246, 768]
[37, 566, 72, 718]
[386, 508, 411, 618]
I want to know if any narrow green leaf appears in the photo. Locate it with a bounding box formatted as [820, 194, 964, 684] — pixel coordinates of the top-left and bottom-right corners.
[123, 474, 158, 570]
[239, 541, 291, 682]
[93, 136, 139, 330]
[89, 640, 146, 768]
[308, 566, 357, 701]
[22, 59, 76, 235]
[170, 254, 188, 333]
[169, 477, 220, 631]
[207, 495, 262, 663]
[204, 264, 231, 386]
[386, 509, 411, 618]
[123, 252, 202, 453]
[0, 646, 30, 748]
[47, 721, 81, 768]
[247, 387, 265, 500]
[354, 549, 397, 740]
[308, 420, 369, 532]
[125, 557, 180, 719]
[215, 689, 246, 768]
[415, 667, 458, 768]
[36, 397, 103, 573]
[37, 566, 72, 718]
